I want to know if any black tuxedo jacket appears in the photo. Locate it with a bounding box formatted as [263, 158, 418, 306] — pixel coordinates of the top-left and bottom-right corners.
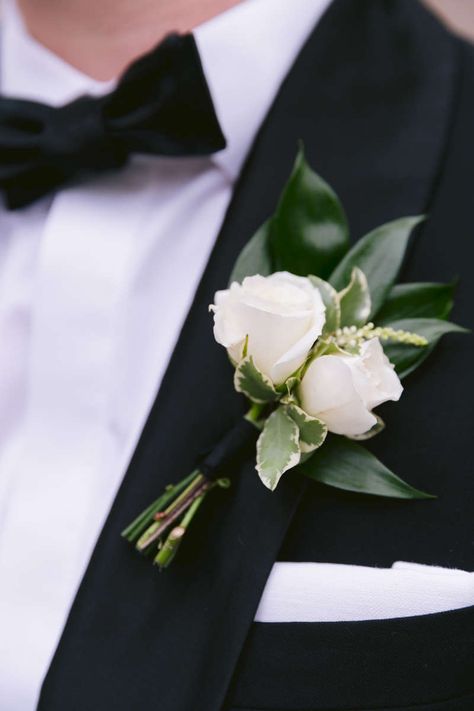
[38, 1, 474, 709]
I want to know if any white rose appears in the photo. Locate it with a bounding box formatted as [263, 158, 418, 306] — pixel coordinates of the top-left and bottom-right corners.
[211, 272, 326, 385]
[298, 338, 403, 436]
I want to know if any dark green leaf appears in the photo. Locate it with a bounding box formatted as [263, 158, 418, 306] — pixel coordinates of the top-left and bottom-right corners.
[376, 282, 455, 324]
[301, 436, 434, 499]
[229, 220, 272, 285]
[382, 318, 468, 379]
[269, 147, 349, 279]
[329, 216, 425, 316]
[338, 267, 371, 327]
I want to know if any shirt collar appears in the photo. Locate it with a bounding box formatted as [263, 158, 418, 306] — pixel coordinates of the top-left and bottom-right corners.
[1, 0, 332, 180]
[194, 0, 333, 181]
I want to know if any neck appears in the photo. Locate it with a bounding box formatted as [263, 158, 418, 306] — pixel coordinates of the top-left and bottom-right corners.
[16, 0, 242, 80]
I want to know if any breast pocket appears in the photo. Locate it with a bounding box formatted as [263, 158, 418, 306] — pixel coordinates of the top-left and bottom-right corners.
[225, 605, 474, 711]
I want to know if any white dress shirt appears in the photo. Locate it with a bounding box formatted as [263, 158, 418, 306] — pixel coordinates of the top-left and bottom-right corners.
[0, 0, 333, 708]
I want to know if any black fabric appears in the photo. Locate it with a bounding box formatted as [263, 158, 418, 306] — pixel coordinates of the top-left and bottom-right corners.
[0, 33, 225, 209]
[199, 418, 259, 480]
[227, 606, 474, 710]
[38, 1, 474, 710]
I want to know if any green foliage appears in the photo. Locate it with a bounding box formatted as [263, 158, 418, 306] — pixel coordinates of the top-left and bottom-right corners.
[329, 216, 425, 317]
[229, 220, 272, 285]
[225, 147, 466, 504]
[286, 403, 327, 454]
[338, 267, 371, 327]
[376, 282, 455, 324]
[256, 408, 300, 490]
[269, 148, 349, 279]
[308, 275, 340, 334]
[381, 318, 468, 378]
[234, 355, 279, 403]
[255, 403, 328, 491]
[229, 148, 350, 286]
[300, 436, 434, 499]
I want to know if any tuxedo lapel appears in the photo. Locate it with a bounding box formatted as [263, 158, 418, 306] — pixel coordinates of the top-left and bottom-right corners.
[39, 2, 458, 709]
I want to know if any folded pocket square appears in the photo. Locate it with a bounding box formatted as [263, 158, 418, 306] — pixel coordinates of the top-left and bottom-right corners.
[254, 561, 474, 622]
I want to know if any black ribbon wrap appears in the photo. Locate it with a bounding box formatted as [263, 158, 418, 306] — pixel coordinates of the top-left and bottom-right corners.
[199, 418, 260, 481]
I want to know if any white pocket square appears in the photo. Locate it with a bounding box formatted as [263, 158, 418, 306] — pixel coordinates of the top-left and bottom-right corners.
[254, 561, 474, 622]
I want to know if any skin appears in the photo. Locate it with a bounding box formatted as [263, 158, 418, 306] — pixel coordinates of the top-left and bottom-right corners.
[17, 0, 242, 80]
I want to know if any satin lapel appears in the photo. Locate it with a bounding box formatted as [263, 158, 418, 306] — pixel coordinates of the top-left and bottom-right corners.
[39, 1, 457, 709]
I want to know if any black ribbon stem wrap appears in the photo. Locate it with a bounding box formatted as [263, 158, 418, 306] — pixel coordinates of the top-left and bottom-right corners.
[199, 417, 260, 481]
[122, 416, 260, 569]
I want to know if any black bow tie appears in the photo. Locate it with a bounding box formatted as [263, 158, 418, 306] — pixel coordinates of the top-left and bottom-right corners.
[0, 34, 226, 209]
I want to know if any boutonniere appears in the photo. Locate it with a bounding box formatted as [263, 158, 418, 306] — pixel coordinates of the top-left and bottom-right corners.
[123, 147, 466, 568]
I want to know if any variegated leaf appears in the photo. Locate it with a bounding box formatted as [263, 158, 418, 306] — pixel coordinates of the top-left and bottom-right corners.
[286, 403, 327, 453]
[234, 355, 278, 404]
[256, 407, 301, 490]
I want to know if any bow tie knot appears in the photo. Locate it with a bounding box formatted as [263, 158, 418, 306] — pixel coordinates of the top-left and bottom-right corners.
[0, 33, 226, 209]
[40, 97, 126, 172]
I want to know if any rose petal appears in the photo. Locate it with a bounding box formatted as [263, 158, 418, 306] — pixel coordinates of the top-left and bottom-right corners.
[299, 355, 376, 436]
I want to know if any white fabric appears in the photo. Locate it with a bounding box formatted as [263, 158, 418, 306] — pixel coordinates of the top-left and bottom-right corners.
[255, 561, 474, 622]
[0, 1, 331, 709]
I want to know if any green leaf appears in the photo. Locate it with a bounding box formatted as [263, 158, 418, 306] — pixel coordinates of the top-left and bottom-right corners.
[269, 147, 349, 279]
[376, 282, 455, 324]
[286, 404, 327, 454]
[308, 275, 340, 334]
[316, 339, 349, 357]
[338, 267, 371, 327]
[234, 355, 279, 403]
[256, 407, 301, 490]
[229, 220, 272, 285]
[301, 436, 434, 499]
[382, 318, 468, 379]
[329, 216, 425, 316]
[283, 376, 300, 398]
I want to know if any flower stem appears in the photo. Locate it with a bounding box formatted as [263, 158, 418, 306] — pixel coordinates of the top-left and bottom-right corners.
[162, 474, 205, 516]
[244, 402, 266, 428]
[123, 417, 256, 568]
[136, 474, 208, 552]
[121, 470, 198, 543]
[153, 492, 207, 569]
